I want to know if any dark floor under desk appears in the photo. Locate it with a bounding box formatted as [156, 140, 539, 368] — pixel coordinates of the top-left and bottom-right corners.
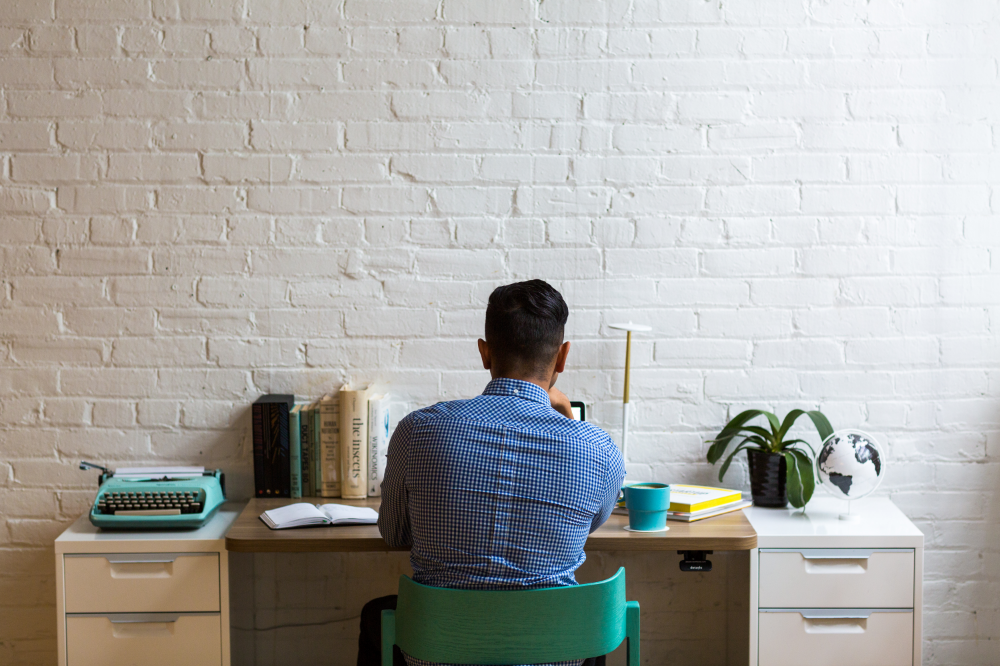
[229, 549, 751, 666]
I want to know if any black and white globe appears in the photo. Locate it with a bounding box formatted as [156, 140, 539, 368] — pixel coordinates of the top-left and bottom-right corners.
[817, 430, 886, 500]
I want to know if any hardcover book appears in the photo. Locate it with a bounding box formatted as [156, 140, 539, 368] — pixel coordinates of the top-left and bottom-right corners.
[668, 499, 751, 522]
[339, 385, 370, 499]
[252, 394, 294, 498]
[299, 402, 312, 497]
[319, 394, 340, 497]
[668, 485, 743, 513]
[289, 404, 303, 499]
[367, 394, 390, 497]
[311, 400, 322, 497]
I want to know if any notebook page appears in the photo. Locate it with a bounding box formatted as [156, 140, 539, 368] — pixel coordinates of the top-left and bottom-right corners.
[318, 504, 379, 525]
[261, 503, 329, 529]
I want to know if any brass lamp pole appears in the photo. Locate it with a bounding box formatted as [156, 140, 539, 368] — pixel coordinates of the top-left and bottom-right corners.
[608, 322, 651, 463]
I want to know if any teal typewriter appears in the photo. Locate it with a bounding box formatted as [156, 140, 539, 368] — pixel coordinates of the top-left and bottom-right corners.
[81, 462, 226, 530]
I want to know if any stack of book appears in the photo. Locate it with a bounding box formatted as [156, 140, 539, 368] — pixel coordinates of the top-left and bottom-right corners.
[252, 386, 392, 500]
[666, 485, 751, 522]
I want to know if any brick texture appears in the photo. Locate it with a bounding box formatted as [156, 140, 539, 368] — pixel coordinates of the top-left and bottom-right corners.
[1, 2, 998, 665]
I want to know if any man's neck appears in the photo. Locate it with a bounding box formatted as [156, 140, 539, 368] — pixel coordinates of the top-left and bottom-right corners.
[491, 373, 552, 392]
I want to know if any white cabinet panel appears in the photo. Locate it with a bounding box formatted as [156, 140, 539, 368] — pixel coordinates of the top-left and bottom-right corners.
[759, 549, 913, 609]
[759, 610, 913, 666]
[66, 613, 222, 666]
[65, 553, 220, 613]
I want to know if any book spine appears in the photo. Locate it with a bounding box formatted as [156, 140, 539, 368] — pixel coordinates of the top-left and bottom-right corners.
[312, 405, 322, 497]
[281, 401, 291, 497]
[290, 406, 301, 499]
[252, 402, 265, 497]
[367, 397, 389, 496]
[263, 403, 274, 495]
[299, 405, 311, 496]
[367, 398, 378, 497]
[264, 402, 291, 498]
[319, 395, 340, 497]
[340, 387, 368, 499]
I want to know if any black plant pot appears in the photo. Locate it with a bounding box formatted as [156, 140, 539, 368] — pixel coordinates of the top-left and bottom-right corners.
[747, 449, 787, 508]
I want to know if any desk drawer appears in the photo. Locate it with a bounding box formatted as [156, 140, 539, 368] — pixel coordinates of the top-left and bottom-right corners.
[759, 609, 912, 666]
[66, 613, 221, 666]
[759, 549, 913, 608]
[64, 553, 220, 613]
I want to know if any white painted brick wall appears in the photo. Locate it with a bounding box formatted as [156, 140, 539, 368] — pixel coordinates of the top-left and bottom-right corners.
[1, 1, 998, 664]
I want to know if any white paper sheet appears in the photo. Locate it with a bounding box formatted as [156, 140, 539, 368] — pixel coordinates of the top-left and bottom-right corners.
[115, 466, 205, 479]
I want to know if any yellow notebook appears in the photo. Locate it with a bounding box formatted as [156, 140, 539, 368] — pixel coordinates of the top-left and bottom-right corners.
[668, 485, 743, 513]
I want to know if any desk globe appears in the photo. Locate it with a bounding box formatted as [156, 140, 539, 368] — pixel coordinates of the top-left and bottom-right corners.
[817, 429, 886, 521]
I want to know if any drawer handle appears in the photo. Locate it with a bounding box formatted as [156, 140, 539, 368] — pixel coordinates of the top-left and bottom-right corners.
[800, 549, 873, 560]
[761, 609, 912, 617]
[800, 610, 872, 620]
[105, 554, 179, 564]
[108, 613, 181, 624]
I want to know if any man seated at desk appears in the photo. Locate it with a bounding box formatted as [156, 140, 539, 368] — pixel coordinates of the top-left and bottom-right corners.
[359, 279, 626, 666]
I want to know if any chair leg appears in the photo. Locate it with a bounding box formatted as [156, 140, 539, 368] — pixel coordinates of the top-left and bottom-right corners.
[625, 601, 640, 666]
[381, 609, 396, 666]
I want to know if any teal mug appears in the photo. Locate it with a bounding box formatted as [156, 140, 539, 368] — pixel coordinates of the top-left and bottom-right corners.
[622, 483, 671, 531]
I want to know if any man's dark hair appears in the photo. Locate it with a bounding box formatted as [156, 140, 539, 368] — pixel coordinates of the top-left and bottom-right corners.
[485, 280, 569, 377]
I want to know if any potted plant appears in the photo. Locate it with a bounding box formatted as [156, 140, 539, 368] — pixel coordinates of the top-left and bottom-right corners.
[706, 409, 834, 509]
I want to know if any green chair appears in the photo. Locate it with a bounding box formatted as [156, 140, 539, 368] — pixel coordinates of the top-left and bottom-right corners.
[381, 567, 639, 666]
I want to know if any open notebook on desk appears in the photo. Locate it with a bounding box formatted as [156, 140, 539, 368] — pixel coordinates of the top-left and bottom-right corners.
[261, 502, 379, 530]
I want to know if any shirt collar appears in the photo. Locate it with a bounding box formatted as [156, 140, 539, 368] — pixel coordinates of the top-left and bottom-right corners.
[482, 378, 551, 406]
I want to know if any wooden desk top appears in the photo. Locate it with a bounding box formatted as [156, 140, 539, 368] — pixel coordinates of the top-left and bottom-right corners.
[225, 498, 757, 553]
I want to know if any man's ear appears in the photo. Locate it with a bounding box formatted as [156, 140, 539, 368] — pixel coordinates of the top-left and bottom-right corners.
[478, 338, 491, 370]
[553, 341, 570, 374]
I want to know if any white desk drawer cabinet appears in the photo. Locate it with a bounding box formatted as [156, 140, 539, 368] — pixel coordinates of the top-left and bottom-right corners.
[758, 609, 913, 666]
[65, 553, 221, 613]
[66, 613, 222, 666]
[746, 499, 924, 666]
[759, 549, 914, 608]
[55, 507, 240, 666]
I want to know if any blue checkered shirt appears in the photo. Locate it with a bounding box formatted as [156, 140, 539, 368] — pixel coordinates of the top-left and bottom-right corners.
[378, 378, 625, 666]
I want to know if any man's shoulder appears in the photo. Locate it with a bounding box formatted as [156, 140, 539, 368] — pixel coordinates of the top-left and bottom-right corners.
[571, 421, 622, 467]
[404, 398, 618, 451]
[404, 397, 478, 422]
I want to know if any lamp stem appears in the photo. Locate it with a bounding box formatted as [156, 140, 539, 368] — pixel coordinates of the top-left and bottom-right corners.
[623, 331, 631, 403]
[622, 330, 632, 461]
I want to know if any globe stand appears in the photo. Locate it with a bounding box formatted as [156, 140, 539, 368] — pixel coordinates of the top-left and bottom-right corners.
[839, 500, 861, 522]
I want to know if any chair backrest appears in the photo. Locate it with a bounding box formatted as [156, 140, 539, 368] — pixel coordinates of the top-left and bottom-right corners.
[393, 567, 628, 665]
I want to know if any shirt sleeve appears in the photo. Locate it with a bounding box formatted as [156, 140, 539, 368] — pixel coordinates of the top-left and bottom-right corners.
[377, 413, 414, 548]
[590, 436, 627, 533]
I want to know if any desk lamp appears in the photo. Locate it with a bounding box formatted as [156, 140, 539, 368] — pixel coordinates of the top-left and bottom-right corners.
[608, 322, 651, 463]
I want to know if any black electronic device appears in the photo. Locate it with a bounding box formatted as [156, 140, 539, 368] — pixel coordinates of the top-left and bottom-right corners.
[570, 401, 586, 421]
[678, 550, 713, 572]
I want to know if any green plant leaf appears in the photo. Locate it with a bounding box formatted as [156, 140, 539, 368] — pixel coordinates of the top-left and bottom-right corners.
[717, 437, 770, 481]
[776, 409, 807, 441]
[764, 411, 781, 434]
[805, 411, 834, 443]
[788, 448, 816, 507]
[718, 441, 752, 482]
[783, 439, 817, 459]
[783, 450, 805, 508]
[777, 438, 809, 452]
[775, 409, 834, 450]
[706, 427, 773, 447]
[706, 409, 771, 464]
[741, 425, 775, 440]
